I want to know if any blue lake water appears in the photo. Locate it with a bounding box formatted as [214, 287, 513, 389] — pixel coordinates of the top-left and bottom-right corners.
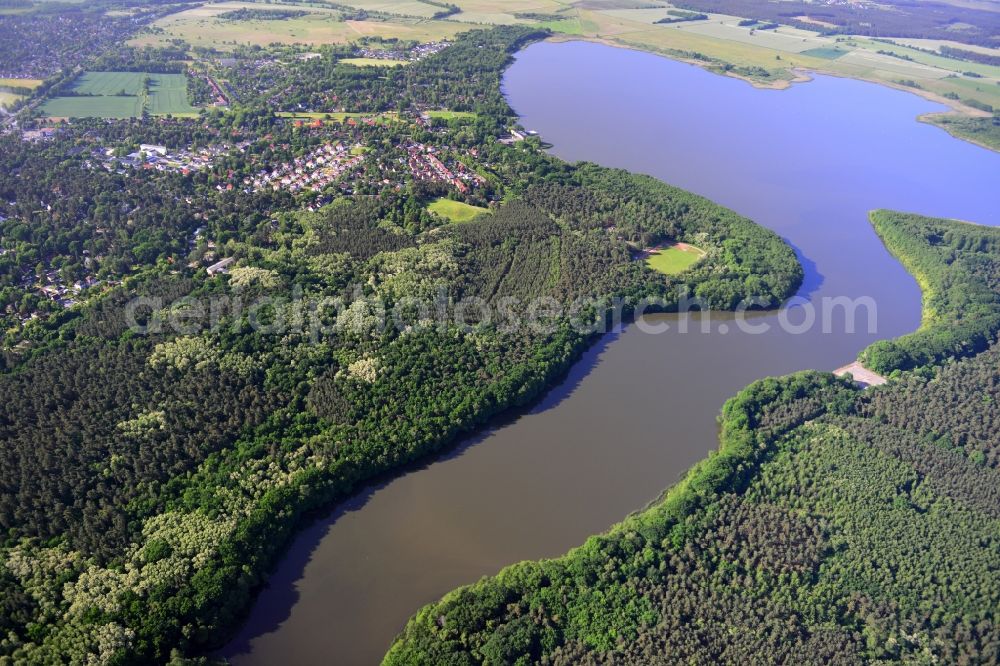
[225, 40, 1000, 666]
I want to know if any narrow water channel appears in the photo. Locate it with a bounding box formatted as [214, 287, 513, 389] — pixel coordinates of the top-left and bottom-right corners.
[225, 40, 1000, 665]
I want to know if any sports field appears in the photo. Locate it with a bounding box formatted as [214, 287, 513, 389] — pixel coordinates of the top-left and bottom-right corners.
[427, 197, 488, 223]
[40, 72, 196, 118]
[645, 243, 706, 275]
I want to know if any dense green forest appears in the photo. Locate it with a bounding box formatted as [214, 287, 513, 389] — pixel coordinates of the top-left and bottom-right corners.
[0, 26, 803, 663]
[385, 212, 1000, 665]
[860, 210, 1000, 373]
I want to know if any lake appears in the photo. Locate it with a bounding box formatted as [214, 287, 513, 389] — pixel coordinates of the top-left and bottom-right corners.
[224, 40, 1000, 665]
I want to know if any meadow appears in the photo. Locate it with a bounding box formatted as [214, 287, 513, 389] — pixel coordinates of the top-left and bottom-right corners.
[427, 197, 488, 223]
[800, 46, 848, 60]
[645, 244, 706, 275]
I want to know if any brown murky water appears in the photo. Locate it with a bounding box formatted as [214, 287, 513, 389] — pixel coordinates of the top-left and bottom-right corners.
[224, 41, 1000, 665]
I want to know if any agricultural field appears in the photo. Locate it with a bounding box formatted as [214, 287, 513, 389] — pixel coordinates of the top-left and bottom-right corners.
[837, 49, 953, 80]
[0, 77, 43, 108]
[40, 72, 196, 118]
[0, 77, 43, 89]
[40, 95, 142, 119]
[129, 1, 466, 50]
[893, 38, 1000, 57]
[645, 243, 706, 275]
[595, 7, 678, 24]
[0, 91, 23, 108]
[847, 36, 1000, 79]
[336, 0, 442, 18]
[674, 19, 832, 53]
[71, 71, 147, 95]
[427, 197, 488, 222]
[447, 0, 568, 25]
[147, 75, 197, 115]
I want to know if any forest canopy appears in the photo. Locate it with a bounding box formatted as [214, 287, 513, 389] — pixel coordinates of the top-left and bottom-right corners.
[385, 212, 1000, 665]
[0, 25, 804, 664]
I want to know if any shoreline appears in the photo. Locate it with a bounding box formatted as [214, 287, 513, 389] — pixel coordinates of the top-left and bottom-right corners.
[543, 34, 998, 154]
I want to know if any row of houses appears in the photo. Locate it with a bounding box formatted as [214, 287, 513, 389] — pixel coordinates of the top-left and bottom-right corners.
[247, 141, 365, 193]
[197, 71, 229, 107]
[404, 141, 485, 193]
[353, 40, 451, 63]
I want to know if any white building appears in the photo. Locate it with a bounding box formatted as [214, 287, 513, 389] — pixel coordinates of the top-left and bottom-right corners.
[206, 257, 235, 275]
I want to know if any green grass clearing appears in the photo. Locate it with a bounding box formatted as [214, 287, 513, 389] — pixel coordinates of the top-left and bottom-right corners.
[427, 198, 488, 223]
[535, 17, 586, 35]
[425, 110, 477, 120]
[645, 244, 706, 275]
[800, 47, 848, 60]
